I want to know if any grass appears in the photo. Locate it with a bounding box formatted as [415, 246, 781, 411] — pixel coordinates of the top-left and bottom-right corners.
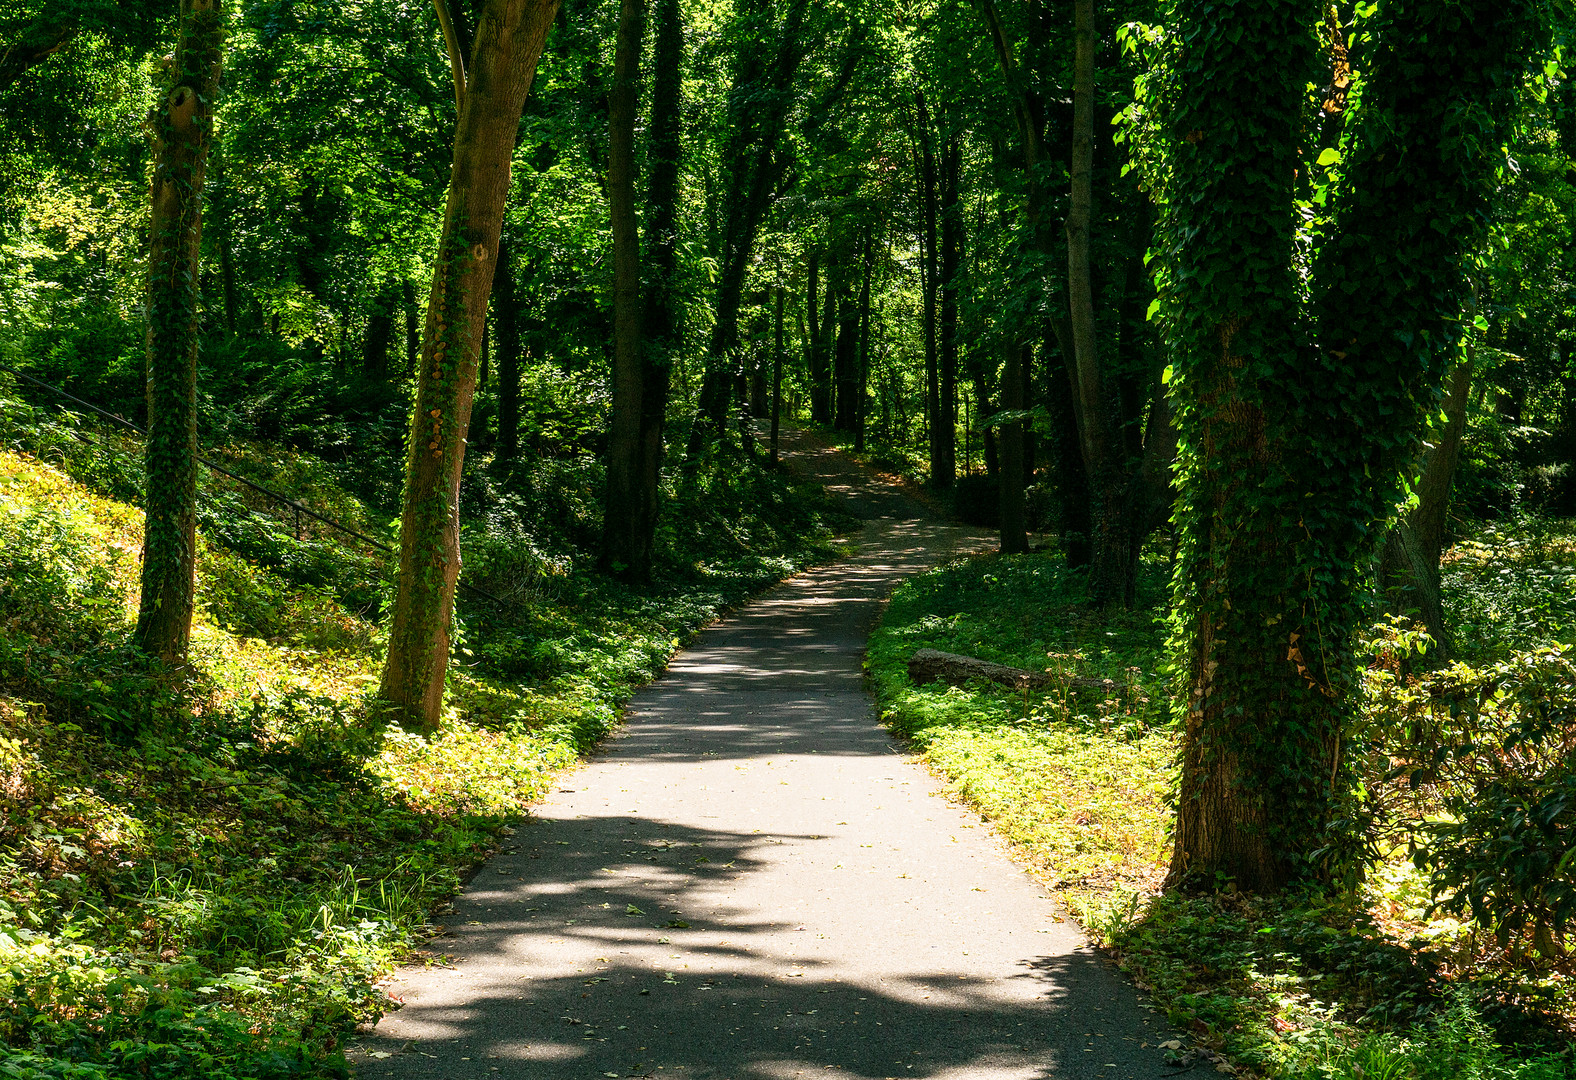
[0, 400, 853, 1077]
[867, 535, 1576, 1078]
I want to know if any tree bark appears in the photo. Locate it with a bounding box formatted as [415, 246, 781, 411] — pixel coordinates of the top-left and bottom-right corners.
[833, 277, 859, 433]
[379, 0, 560, 732]
[1379, 359, 1473, 658]
[806, 250, 831, 423]
[915, 90, 943, 483]
[600, 0, 647, 577]
[625, 0, 685, 581]
[998, 340, 1028, 552]
[770, 285, 784, 465]
[135, 0, 223, 665]
[938, 129, 962, 489]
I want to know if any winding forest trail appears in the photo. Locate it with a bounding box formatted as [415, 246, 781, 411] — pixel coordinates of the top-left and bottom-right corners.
[358, 428, 1173, 1080]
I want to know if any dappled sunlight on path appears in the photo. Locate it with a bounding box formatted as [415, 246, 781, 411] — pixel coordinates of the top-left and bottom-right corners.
[356, 427, 1176, 1080]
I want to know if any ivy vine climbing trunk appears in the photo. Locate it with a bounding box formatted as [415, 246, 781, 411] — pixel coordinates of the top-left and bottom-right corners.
[1164, 0, 1536, 891]
[135, 0, 223, 665]
[379, 0, 560, 733]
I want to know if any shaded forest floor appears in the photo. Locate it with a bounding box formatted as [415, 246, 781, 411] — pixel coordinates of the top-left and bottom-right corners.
[869, 532, 1576, 1079]
[0, 394, 855, 1078]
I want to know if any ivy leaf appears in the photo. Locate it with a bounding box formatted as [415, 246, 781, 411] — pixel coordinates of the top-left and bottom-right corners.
[1316, 147, 1341, 167]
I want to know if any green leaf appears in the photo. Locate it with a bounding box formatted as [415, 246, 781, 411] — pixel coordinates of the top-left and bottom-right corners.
[1316, 147, 1341, 167]
[1161, 365, 1174, 385]
[1146, 298, 1162, 321]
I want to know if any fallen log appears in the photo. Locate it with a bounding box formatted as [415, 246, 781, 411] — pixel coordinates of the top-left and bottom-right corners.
[906, 648, 1119, 694]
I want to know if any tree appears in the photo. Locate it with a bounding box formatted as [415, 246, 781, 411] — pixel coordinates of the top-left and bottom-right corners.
[1160, 0, 1538, 891]
[134, 0, 224, 664]
[599, 0, 685, 582]
[600, 0, 647, 576]
[379, 0, 561, 732]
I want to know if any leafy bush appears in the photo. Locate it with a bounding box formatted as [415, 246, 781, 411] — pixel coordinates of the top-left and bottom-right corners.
[1359, 628, 1576, 964]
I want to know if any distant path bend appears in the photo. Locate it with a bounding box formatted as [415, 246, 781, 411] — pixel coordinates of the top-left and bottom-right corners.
[360, 426, 1173, 1080]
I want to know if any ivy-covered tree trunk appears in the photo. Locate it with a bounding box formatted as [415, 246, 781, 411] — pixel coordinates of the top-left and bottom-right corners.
[135, 0, 223, 665]
[379, 0, 560, 733]
[1164, 0, 1535, 891]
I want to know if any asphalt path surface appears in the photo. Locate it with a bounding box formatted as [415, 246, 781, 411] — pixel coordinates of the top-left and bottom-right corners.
[355, 428, 1178, 1080]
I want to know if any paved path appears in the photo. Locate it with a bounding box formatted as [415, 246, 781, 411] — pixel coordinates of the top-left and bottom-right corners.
[358, 429, 1173, 1080]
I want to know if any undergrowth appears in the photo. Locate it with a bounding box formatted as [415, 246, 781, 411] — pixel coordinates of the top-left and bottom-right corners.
[0, 390, 851, 1077]
[869, 539, 1576, 1078]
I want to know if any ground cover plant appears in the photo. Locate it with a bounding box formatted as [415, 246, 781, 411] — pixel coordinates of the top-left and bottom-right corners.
[869, 531, 1576, 1078]
[0, 389, 851, 1078]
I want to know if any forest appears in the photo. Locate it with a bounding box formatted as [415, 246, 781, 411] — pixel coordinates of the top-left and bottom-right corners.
[1, 0, 1575, 1076]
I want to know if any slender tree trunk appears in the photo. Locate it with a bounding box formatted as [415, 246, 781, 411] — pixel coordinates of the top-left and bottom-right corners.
[915, 90, 943, 483]
[494, 236, 521, 461]
[806, 250, 830, 423]
[937, 129, 961, 489]
[1065, 0, 1130, 606]
[770, 285, 784, 465]
[820, 271, 837, 424]
[833, 277, 858, 433]
[998, 339, 1028, 552]
[379, 0, 560, 733]
[855, 252, 872, 453]
[627, 0, 685, 580]
[600, 0, 647, 577]
[135, 0, 223, 665]
[211, 149, 238, 334]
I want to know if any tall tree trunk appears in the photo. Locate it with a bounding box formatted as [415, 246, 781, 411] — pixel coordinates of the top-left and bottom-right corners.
[855, 248, 873, 453]
[1166, 0, 1534, 892]
[379, 0, 560, 733]
[820, 272, 837, 424]
[600, 0, 647, 577]
[806, 250, 831, 423]
[1065, 0, 1130, 606]
[998, 339, 1028, 552]
[135, 0, 223, 665]
[626, 0, 685, 580]
[770, 285, 784, 465]
[833, 276, 859, 433]
[494, 236, 521, 461]
[915, 90, 943, 483]
[938, 129, 961, 489]
[1046, 321, 1092, 566]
